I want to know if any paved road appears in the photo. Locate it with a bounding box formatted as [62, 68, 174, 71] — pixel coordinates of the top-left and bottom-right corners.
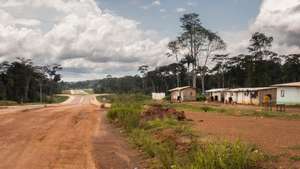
[0, 95, 143, 169]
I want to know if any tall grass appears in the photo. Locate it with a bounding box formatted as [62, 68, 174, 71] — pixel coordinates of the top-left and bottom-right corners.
[188, 141, 262, 169]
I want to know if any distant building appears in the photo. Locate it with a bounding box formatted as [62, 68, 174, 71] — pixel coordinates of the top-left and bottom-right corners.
[206, 81, 300, 106]
[272, 82, 300, 105]
[205, 88, 227, 102]
[224, 87, 276, 105]
[152, 93, 166, 101]
[169, 86, 196, 102]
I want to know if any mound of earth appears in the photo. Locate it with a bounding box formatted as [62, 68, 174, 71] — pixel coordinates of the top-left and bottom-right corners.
[141, 104, 186, 121]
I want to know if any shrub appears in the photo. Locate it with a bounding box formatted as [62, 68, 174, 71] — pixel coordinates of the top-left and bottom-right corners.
[197, 94, 207, 101]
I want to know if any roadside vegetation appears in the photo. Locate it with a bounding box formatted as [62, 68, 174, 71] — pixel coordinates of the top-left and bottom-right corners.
[46, 95, 69, 104]
[107, 94, 265, 169]
[0, 58, 62, 104]
[0, 95, 69, 106]
[0, 100, 18, 106]
[168, 102, 300, 120]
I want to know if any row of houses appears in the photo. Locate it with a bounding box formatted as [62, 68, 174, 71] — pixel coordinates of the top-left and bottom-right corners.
[206, 82, 300, 105]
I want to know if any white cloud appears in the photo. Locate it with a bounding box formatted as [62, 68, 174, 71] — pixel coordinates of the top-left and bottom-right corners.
[0, 0, 170, 81]
[159, 8, 166, 13]
[152, 0, 160, 6]
[224, 0, 300, 56]
[176, 8, 186, 13]
[187, 2, 194, 6]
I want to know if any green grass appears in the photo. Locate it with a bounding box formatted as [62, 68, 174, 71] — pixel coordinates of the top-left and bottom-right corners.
[46, 96, 69, 104]
[83, 89, 94, 94]
[167, 103, 300, 120]
[290, 155, 300, 161]
[107, 94, 265, 169]
[188, 141, 263, 169]
[0, 100, 18, 106]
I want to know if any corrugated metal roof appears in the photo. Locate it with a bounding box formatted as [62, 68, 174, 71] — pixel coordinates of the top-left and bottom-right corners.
[169, 86, 194, 92]
[205, 88, 228, 93]
[206, 87, 275, 93]
[272, 82, 300, 87]
[227, 87, 275, 92]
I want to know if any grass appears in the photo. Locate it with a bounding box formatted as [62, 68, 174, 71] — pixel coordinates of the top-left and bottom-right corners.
[83, 89, 94, 94]
[107, 94, 265, 169]
[188, 141, 263, 169]
[46, 95, 69, 104]
[289, 155, 300, 161]
[0, 100, 18, 106]
[167, 102, 300, 120]
[0, 95, 69, 106]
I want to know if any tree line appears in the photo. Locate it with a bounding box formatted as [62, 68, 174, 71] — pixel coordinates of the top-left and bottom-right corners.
[62, 13, 300, 94]
[0, 58, 62, 103]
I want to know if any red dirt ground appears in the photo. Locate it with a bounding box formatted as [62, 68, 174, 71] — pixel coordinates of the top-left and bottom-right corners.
[186, 111, 300, 169]
[0, 95, 145, 169]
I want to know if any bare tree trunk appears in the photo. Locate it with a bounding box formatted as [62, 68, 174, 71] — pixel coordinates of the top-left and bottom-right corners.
[201, 74, 205, 94]
[192, 71, 197, 88]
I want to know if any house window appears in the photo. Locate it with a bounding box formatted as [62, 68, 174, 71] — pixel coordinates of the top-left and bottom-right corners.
[281, 90, 285, 97]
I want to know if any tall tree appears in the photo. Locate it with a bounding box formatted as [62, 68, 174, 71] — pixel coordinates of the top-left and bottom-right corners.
[138, 65, 149, 91]
[177, 13, 225, 93]
[167, 40, 181, 87]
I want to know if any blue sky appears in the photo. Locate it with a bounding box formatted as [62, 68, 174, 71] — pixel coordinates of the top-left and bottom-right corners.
[96, 0, 261, 37]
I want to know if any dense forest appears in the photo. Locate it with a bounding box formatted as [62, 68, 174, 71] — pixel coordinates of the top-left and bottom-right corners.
[0, 58, 62, 103]
[61, 13, 300, 94]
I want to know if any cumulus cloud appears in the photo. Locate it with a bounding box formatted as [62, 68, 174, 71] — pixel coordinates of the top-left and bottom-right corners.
[0, 0, 170, 81]
[251, 0, 300, 53]
[225, 0, 300, 55]
[176, 8, 186, 13]
[152, 0, 161, 6]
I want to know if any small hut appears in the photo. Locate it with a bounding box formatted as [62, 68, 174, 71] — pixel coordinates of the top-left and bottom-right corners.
[169, 86, 196, 102]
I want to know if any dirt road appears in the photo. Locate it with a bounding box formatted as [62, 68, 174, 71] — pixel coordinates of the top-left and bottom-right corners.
[0, 95, 143, 169]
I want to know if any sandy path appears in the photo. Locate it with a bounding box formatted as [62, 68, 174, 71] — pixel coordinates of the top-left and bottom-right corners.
[0, 95, 144, 169]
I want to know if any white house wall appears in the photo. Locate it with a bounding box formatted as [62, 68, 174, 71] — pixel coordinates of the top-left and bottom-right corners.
[212, 92, 222, 102]
[276, 87, 300, 105]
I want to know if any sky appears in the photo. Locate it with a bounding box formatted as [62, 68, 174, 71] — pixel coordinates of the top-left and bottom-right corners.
[0, 0, 300, 81]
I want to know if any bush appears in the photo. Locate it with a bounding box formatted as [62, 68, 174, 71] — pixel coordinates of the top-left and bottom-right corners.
[197, 94, 207, 101]
[164, 94, 171, 101]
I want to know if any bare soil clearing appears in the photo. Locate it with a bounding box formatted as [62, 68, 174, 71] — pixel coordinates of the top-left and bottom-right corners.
[0, 95, 144, 169]
[186, 111, 300, 168]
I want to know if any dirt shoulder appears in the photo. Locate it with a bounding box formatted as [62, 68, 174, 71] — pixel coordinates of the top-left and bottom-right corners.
[92, 109, 147, 169]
